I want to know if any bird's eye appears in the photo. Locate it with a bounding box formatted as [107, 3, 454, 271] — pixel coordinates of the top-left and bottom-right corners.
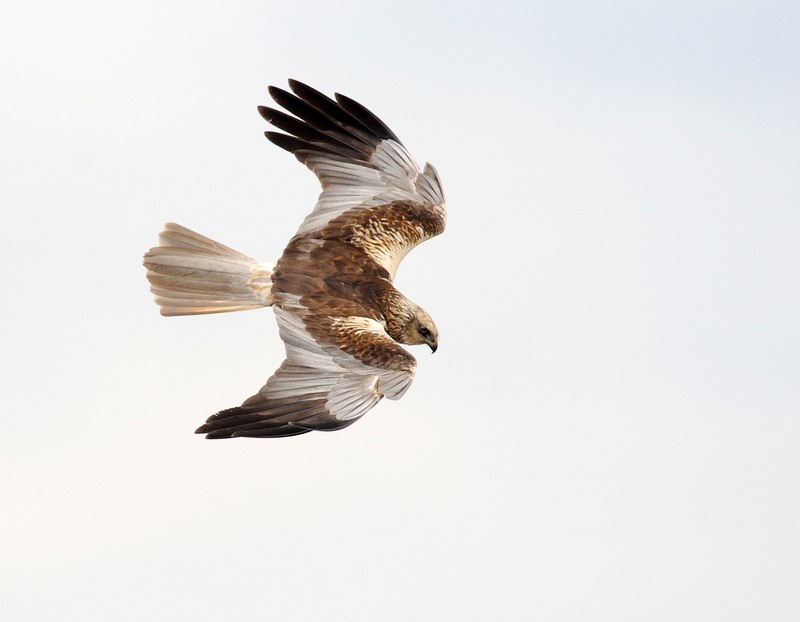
[419, 327, 430, 337]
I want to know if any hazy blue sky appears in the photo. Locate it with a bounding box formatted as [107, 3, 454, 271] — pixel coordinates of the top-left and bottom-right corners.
[2, 1, 799, 620]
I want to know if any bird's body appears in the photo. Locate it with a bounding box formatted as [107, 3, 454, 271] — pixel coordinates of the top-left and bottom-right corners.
[144, 80, 445, 438]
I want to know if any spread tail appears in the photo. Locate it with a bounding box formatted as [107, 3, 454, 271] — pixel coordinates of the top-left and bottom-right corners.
[143, 222, 273, 316]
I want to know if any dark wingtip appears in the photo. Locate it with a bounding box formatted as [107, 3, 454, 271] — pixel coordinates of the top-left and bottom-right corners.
[257, 105, 272, 121]
[334, 92, 401, 143]
[201, 431, 232, 440]
[268, 85, 293, 106]
[287, 78, 306, 92]
[264, 130, 304, 153]
[260, 80, 401, 162]
[194, 423, 212, 435]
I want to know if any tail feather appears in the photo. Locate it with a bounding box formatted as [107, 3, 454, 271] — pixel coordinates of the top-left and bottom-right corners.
[144, 223, 273, 316]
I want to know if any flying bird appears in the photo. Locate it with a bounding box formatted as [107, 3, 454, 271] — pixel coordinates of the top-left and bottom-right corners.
[143, 80, 446, 438]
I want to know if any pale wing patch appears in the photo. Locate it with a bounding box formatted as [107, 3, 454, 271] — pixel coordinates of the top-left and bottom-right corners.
[196, 312, 400, 436]
[275, 305, 415, 398]
[297, 143, 429, 236]
[254, 362, 381, 423]
[327, 376, 382, 421]
[418, 162, 446, 206]
[298, 142, 445, 237]
[264, 306, 415, 425]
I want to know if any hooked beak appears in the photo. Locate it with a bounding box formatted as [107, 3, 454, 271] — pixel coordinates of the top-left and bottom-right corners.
[429, 341, 438, 353]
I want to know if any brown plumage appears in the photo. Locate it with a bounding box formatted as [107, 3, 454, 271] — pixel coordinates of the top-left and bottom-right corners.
[143, 80, 446, 438]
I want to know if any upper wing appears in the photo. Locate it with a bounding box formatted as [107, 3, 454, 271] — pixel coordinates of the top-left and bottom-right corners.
[258, 79, 446, 242]
[195, 303, 416, 439]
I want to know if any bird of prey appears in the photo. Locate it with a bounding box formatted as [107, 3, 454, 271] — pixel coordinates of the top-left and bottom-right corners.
[143, 80, 446, 438]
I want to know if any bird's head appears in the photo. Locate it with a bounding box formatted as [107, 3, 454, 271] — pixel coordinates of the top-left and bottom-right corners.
[403, 307, 439, 353]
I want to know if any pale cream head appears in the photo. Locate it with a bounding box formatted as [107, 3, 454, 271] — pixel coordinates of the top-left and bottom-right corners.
[401, 307, 439, 352]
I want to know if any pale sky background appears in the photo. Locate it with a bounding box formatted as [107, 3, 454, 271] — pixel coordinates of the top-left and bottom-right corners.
[2, 1, 799, 620]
